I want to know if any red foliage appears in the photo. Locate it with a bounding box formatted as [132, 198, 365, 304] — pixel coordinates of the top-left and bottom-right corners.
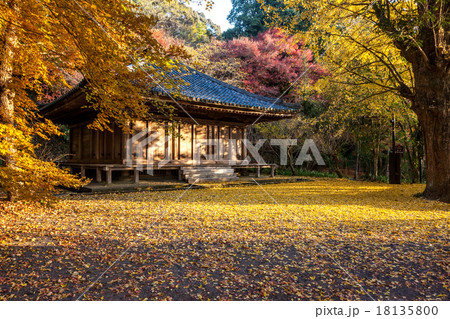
[222, 28, 327, 103]
[39, 71, 83, 104]
[152, 29, 185, 50]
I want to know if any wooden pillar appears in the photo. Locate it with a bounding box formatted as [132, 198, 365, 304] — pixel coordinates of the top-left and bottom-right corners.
[165, 122, 170, 161]
[69, 129, 73, 160]
[191, 124, 194, 160]
[105, 167, 112, 185]
[96, 167, 102, 183]
[256, 166, 261, 178]
[111, 124, 115, 160]
[206, 125, 210, 156]
[134, 169, 139, 184]
[89, 129, 93, 159]
[216, 125, 220, 161]
[145, 121, 149, 160]
[123, 131, 130, 164]
[172, 131, 177, 161]
[270, 165, 276, 177]
[242, 127, 248, 160]
[80, 165, 86, 178]
[177, 124, 181, 160]
[95, 131, 100, 160]
[78, 126, 83, 159]
[103, 130, 107, 159]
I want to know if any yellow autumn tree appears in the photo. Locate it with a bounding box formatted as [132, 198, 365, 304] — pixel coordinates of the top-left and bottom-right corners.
[271, 0, 449, 202]
[0, 0, 199, 201]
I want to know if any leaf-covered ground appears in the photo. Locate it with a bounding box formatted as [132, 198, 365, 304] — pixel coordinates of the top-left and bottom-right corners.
[0, 178, 448, 300]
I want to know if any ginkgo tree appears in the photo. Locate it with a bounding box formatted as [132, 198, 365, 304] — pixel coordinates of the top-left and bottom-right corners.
[0, 0, 203, 201]
[275, 0, 449, 202]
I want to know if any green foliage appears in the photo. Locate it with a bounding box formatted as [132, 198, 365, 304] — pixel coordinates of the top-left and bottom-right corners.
[301, 99, 326, 118]
[191, 39, 246, 88]
[33, 125, 70, 162]
[136, 0, 222, 45]
[275, 167, 339, 178]
[281, 0, 450, 201]
[223, 0, 308, 39]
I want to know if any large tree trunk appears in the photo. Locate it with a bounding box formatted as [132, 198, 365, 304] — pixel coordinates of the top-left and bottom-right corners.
[0, 0, 18, 201]
[412, 66, 450, 203]
[384, 1, 450, 202]
[415, 107, 450, 202]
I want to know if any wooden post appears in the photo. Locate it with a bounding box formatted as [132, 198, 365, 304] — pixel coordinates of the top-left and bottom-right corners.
[96, 167, 102, 183]
[95, 131, 100, 160]
[177, 124, 181, 160]
[178, 168, 183, 181]
[123, 131, 129, 164]
[242, 127, 248, 160]
[80, 166, 86, 178]
[106, 167, 112, 185]
[89, 129, 93, 159]
[256, 165, 261, 178]
[270, 165, 275, 177]
[111, 123, 115, 160]
[191, 124, 194, 160]
[217, 125, 220, 161]
[145, 121, 149, 160]
[134, 169, 139, 184]
[103, 130, 107, 159]
[206, 125, 210, 156]
[69, 129, 73, 160]
[78, 126, 83, 159]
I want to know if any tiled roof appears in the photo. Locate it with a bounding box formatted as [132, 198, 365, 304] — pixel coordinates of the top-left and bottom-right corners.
[40, 65, 299, 114]
[151, 65, 297, 113]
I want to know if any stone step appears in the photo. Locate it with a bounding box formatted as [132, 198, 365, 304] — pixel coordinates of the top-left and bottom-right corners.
[183, 170, 234, 175]
[182, 167, 233, 173]
[183, 170, 236, 176]
[184, 172, 237, 179]
[183, 170, 235, 175]
[182, 166, 238, 183]
[188, 176, 239, 184]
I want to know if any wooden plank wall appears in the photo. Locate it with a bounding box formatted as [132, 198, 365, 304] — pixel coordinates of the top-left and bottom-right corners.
[69, 123, 123, 164]
[69, 121, 246, 164]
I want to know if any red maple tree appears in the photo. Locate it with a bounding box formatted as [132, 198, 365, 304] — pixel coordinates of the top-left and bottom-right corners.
[222, 28, 327, 103]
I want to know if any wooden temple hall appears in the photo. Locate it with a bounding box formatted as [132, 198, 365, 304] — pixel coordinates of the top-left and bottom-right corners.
[39, 66, 297, 184]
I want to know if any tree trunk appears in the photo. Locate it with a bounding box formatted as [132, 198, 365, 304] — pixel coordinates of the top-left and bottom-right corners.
[354, 140, 360, 180]
[0, 0, 18, 201]
[287, 151, 297, 176]
[415, 107, 450, 202]
[331, 153, 344, 178]
[412, 65, 450, 203]
[398, 122, 418, 183]
[373, 145, 379, 181]
[372, 128, 381, 181]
